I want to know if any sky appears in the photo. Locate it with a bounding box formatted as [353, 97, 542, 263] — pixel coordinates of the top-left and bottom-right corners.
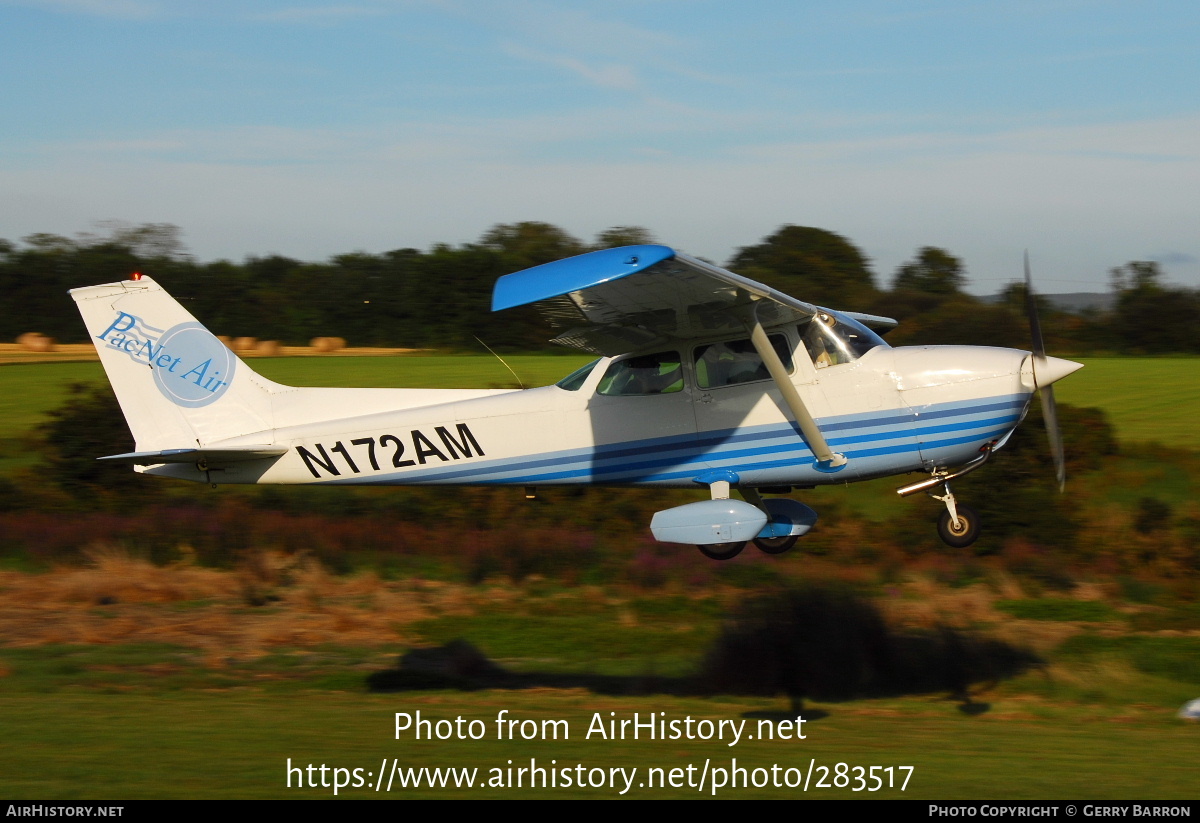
[2, 0, 1198, 295]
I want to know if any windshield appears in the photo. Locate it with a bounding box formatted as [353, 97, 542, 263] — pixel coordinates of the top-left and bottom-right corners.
[801, 311, 888, 368]
[556, 359, 601, 391]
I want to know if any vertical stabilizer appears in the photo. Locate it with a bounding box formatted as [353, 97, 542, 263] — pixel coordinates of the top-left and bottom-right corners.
[71, 277, 282, 451]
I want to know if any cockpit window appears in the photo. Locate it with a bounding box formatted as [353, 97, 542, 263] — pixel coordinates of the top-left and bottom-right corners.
[693, 334, 793, 389]
[597, 351, 684, 396]
[801, 312, 888, 368]
[556, 359, 600, 391]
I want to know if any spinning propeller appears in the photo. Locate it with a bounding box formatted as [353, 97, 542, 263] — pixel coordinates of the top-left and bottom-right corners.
[1023, 253, 1078, 492]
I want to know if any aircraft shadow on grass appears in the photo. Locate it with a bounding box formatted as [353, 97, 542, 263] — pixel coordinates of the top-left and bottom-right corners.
[367, 589, 1041, 716]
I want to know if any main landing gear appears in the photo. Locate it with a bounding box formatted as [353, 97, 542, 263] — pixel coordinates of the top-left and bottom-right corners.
[697, 534, 800, 560]
[689, 484, 814, 560]
[698, 542, 746, 560]
[752, 534, 799, 554]
[648, 474, 820, 561]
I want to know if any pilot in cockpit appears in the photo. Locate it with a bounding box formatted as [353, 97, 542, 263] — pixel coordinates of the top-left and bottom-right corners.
[802, 314, 843, 368]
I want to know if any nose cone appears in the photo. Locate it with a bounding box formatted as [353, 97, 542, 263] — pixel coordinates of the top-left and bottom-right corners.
[1022, 354, 1083, 389]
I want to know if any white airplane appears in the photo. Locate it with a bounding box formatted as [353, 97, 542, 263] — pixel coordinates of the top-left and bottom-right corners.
[71, 245, 1081, 560]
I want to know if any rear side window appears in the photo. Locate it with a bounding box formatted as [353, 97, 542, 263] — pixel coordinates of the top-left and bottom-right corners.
[693, 334, 792, 389]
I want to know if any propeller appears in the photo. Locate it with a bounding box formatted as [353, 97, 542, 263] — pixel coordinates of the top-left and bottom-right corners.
[1023, 252, 1068, 492]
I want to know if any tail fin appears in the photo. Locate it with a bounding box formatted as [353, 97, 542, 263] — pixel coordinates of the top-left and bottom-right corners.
[71, 277, 281, 451]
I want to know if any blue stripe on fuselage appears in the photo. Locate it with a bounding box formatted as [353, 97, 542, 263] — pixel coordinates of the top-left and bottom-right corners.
[322, 393, 1028, 487]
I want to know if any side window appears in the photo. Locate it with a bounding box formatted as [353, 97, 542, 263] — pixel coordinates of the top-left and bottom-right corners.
[597, 352, 684, 396]
[693, 334, 793, 389]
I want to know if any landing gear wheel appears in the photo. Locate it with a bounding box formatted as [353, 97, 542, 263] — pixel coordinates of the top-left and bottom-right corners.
[937, 504, 981, 548]
[753, 535, 798, 554]
[697, 542, 746, 560]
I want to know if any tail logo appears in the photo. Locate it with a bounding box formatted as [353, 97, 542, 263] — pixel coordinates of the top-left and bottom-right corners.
[97, 313, 237, 408]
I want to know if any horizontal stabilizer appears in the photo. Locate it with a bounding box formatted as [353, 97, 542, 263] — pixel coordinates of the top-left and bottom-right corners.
[98, 447, 287, 466]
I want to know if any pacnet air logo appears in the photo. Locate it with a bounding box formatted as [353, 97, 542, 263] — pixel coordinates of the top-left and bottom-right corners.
[96, 312, 237, 408]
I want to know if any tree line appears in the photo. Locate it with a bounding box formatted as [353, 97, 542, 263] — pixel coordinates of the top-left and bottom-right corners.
[2, 221, 1197, 353]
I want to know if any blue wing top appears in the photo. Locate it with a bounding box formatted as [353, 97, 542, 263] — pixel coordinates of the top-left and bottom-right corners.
[492, 244, 844, 355]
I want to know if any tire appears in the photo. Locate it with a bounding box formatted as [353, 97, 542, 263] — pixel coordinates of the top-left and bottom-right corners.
[697, 541, 746, 560]
[753, 535, 798, 554]
[937, 505, 981, 548]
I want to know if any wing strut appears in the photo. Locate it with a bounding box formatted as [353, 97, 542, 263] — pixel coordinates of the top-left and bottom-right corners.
[747, 304, 847, 469]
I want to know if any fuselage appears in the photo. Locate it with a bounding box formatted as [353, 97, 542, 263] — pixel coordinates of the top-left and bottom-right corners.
[146, 322, 1046, 491]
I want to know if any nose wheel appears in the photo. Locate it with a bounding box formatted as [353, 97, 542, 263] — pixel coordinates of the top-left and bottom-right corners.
[931, 481, 981, 548]
[937, 503, 980, 548]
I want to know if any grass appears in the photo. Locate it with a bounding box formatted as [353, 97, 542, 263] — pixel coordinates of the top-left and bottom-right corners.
[413, 593, 724, 678]
[2, 561, 1200, 798]
[1057, 357, 1200, 450]
[1, 656, 1199, 798]
[0, 691, 1196, 799]
[0, 361, 107, 435]
[994, 599, 1124, 623]
[1057, 635, 1200, 685]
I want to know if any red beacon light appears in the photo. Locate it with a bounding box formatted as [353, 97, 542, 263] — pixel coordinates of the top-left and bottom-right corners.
[130, 272, 143, 281]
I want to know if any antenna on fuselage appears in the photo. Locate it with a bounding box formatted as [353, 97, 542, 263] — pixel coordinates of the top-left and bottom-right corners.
[474, 336, 526, 390]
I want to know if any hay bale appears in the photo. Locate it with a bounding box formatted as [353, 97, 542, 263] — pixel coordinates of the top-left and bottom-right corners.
[255, 340, 280, 356]
[17, 333, 55, 352]
[310, 336, 345, 353]
[231, 336, 257, 352]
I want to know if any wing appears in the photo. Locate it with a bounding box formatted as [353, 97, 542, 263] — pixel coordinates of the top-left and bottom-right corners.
[493, 244, 894, 468]
[492, 245, 827, 355]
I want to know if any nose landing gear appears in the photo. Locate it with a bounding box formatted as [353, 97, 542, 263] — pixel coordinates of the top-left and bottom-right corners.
[896, 446, 992, 549]
[932, 485, 981, 548]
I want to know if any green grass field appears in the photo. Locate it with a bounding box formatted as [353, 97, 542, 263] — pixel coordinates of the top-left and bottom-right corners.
[2, 608, 1199, 800]
[1053, 358, 1200, 451]
[3, 689, 1198, 799]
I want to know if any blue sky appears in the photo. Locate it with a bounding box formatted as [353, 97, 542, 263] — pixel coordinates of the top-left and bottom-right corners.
[2, 0, 1198, 294]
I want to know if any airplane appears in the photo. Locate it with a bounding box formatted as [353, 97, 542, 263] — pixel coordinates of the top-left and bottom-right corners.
[71, 244, 1081, 560]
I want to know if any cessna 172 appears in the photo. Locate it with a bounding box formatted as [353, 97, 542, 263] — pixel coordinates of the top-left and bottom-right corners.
[72, 244, 1081, 560]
